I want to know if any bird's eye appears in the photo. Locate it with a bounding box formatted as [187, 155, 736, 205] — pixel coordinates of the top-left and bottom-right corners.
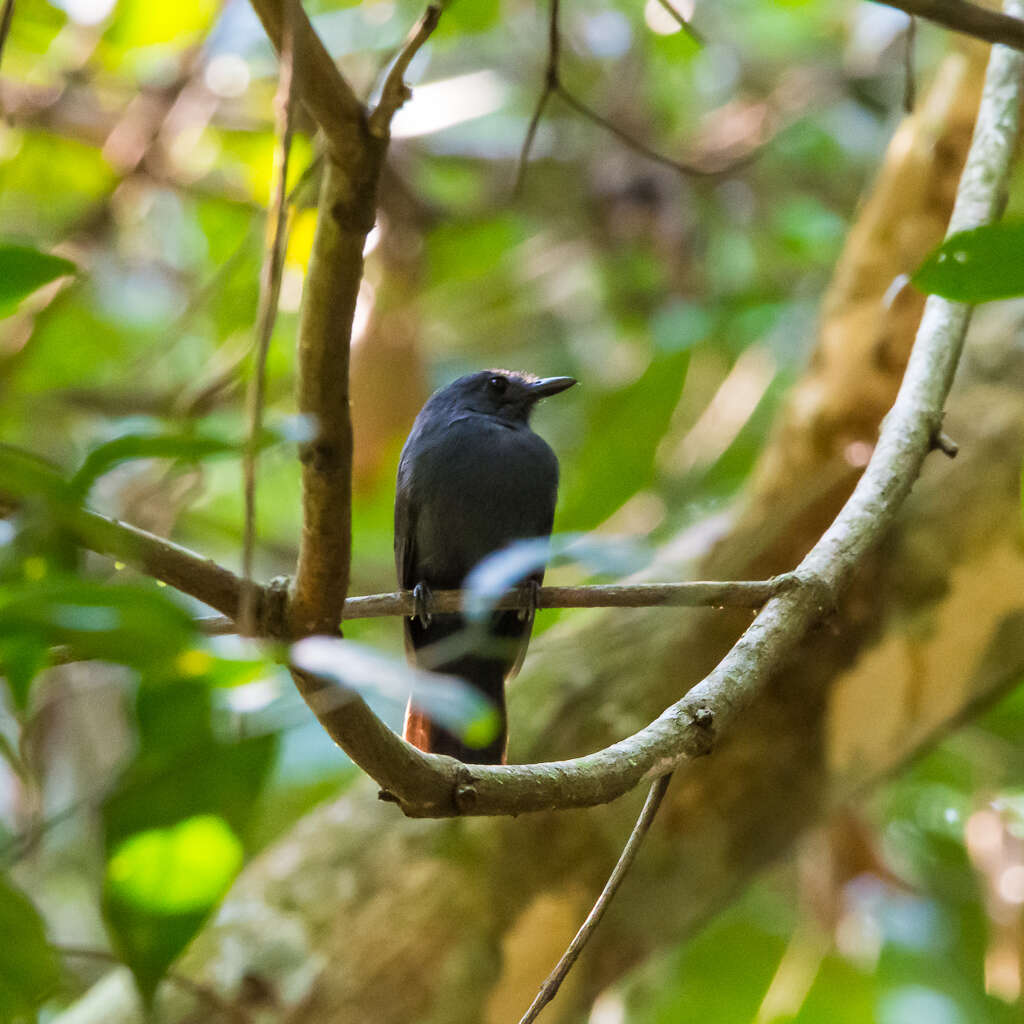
[487, 375, 508, 394]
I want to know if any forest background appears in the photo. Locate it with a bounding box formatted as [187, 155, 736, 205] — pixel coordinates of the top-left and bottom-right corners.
[2, 0, 1024, 1020]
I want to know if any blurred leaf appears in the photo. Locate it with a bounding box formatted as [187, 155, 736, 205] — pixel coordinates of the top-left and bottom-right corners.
[0, 578, 196, 676]
[651, 300, 715, 353]
[773, 196, 845, 262]
[427, 214, 526, 289]
[70, 431, 244, 498]
[556, 350, 689, 531]
[0, 443, 70, 504]
[914, 223, 1024, 303]
[103, 815, 242, 1004]
[103, 680, 277, 849]
[0, 873, 61, 1020]
[463, 533, 652, 620]
[436, 0, 500, 36]
[104, 0, 220, 51]
[0, 244, 76, 316]
[0, 635, 50, 711]
[291, 636, 499, 745]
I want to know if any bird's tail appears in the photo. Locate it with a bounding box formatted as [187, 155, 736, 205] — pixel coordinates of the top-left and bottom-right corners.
[403, 651, 510, 764]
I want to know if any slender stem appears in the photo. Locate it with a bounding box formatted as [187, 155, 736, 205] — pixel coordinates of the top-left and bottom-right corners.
[874, 0, 1024, 51]
[241, 0, 296, 634]
[369, 4, 443, 135]
[518, 773, 674, 1024]
[0, 0, 16, 73]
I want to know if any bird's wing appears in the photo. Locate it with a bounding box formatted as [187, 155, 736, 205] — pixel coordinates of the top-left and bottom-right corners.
[394, 474, 420, 662]
[394, 482, 416, 591]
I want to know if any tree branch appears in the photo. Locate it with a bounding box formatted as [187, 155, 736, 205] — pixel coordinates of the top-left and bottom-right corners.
[242, 0, 296, 635]
[196, 576, 799, 634]
[71, 509, 258, 625]
[875, 0, 1024, 51]
[368, 4, 442, 136]
[290, 10, 1023, 818]
[517, 772, 674, 1024]
[287, 149, 381, 636]
[247, 0, 366, 163]
[0, 0, 15, 73]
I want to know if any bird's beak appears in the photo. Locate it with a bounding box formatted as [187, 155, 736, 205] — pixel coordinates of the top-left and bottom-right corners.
[528, 376, 577, 399]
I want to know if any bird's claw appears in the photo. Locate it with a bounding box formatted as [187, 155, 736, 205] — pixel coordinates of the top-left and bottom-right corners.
[517, 579, 541, 622]
[413, 581, 434, 628]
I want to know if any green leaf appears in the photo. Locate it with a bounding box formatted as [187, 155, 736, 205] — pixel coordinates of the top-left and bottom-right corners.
[555, 350, 689, 532]
[70, 432, 242, 498]
[0, 443, 70, 505]
[0, 635, 50, 711]
[0, 245, 76, 316]
[0, 578, 197, 673]
[0, 873, 61, 1020]
[913, 222, 1024, 303]
[103, 815, 242, 1004]
[103, 680, 278, 850]
[436, 0, 500, 36]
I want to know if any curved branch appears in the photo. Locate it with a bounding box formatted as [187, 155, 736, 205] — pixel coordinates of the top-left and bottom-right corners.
[518, 772, 674, 1024]
[876, 0, 1024, 51]
[369, 4, 442, 136]
[299, 17, 1023, 818]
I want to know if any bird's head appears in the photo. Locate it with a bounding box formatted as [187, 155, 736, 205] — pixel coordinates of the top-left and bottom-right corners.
[443, 370, 577, 425]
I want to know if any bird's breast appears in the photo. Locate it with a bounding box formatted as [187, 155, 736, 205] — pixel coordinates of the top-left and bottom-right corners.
[410, 418, 558, 587]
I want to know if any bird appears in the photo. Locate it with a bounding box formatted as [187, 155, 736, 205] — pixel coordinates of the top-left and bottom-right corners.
[395, 369, 576, 763]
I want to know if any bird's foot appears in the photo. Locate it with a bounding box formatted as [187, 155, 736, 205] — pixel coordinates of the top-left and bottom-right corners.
[516, 578, 541, 622]
[413, 581, 434, 628]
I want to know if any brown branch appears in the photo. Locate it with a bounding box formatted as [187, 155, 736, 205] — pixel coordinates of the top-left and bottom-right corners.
[555, 86, 758, 177]
[904, 15, 918, 113]
[287, 150, 385, 636]
[247, 0, 366, 163]
[70, 510, 257, 625]
[875, 0, 1024, 51]
[0, 0, 15, 74]
[368, 4, 443, 136]
[196, 576, 799, 634]
[241, 0, 297, 634]
[653, 0, 705, 45]
[515, 0, 735, 192]
[518, 773, 674, 1024]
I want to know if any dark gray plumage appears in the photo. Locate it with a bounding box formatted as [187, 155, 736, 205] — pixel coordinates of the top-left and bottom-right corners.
[395, 369, 576, 763]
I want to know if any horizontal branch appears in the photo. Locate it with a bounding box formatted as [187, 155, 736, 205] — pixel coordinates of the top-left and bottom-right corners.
[875, 0, 1024, 51]
[197, 576, 799, 634]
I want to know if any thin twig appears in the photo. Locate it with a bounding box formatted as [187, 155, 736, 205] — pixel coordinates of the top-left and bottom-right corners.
[518, 773, 674, 1024]
[654, 0, 705, 45]
[195, 575, 798, 634]
[515, 0, 742, 192]
[513, 88, 553, 196]
[556, 85, 757, 177]
[369, 3, 443, 136]
[874, 0, 1024, 52]
[56, 945, 249, 1023]
[0, 0, 15, 75]
[903, 15, 917, 113]
[513, 0, 561, 193]
[241, 0, 297, 635]
[247, 0, 363, 165]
